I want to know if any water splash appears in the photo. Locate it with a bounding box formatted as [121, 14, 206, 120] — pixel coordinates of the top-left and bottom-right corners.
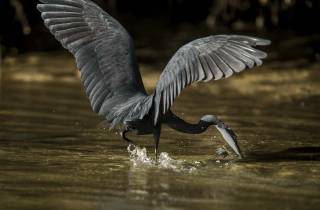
[127, 145, 201, 173]
[127, 144, 153, 167]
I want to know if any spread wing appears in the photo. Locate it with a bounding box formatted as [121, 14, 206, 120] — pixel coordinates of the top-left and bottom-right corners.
[153, 35, 271, 124]
[37, 0, 151, 127]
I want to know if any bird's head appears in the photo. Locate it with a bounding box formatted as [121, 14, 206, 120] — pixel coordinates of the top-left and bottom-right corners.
[200, 115, 218, 125]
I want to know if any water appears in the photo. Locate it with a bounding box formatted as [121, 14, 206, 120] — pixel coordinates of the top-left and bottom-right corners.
[0, 52, 320, 210]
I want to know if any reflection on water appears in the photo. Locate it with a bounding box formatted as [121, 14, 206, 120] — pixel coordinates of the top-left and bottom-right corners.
[0, 52, 320, 210]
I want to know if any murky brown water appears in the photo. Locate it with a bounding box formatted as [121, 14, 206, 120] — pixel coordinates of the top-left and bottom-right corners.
[0, 51, 320, 210]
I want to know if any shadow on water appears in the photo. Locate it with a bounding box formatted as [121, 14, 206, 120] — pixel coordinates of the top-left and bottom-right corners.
[244, 147, 320, 162]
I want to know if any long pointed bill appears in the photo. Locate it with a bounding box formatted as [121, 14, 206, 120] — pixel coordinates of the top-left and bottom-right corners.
[215, 125, 243, 158]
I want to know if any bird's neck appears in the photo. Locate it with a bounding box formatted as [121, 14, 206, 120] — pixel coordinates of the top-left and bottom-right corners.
[165, 113, 210, 134]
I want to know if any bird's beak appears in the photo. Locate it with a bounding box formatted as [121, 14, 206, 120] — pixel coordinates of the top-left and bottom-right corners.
[215, 125, 243, 158]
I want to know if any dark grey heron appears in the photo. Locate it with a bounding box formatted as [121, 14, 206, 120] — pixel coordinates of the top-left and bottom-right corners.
[37, 0, 270, 160]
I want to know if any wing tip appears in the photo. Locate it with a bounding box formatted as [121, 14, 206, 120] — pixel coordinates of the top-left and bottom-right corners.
[256, 39, 271, 46]
[36, 4, 44, 12]
[227, 35, 271, 47]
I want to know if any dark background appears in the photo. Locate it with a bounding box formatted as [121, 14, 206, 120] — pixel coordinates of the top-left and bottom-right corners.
[1, 0, 320, 63]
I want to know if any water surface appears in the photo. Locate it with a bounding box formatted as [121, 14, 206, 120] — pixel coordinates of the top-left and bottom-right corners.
[0, 52, 319, 210]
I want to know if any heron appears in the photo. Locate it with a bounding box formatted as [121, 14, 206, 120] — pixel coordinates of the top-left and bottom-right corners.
[37, 0, 270, 161]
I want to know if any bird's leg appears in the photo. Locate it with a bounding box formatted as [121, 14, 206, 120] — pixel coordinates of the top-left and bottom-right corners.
[121, 129, 135, 146]
[153, 123, 162, 163]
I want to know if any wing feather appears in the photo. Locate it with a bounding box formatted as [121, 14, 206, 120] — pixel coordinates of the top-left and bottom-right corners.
[199, 54, 213, 81]
[211, 52, 233, 78]
[38, 0, 152, 127]
[152, 35, 270, 124]
[223, 46, 255, 68]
